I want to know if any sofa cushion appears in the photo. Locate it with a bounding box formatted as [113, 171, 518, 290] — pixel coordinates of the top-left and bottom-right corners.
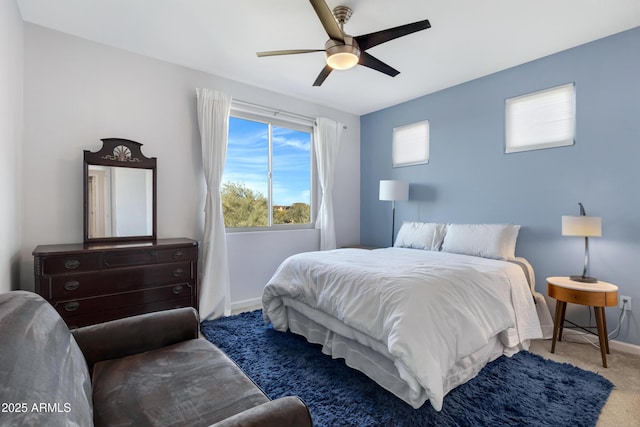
[92, 339, 270, 427]
[0, 291, 93, 427]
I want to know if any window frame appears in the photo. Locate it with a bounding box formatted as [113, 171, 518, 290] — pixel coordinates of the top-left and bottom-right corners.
[505, 82, 576, 154]
[223, 107, 316, 232]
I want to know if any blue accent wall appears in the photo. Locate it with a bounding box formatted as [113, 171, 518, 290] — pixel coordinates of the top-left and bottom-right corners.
[361, 27, 640, 346]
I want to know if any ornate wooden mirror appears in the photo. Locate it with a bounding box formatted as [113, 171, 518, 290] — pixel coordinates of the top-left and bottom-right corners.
[83, 138, 157, 243]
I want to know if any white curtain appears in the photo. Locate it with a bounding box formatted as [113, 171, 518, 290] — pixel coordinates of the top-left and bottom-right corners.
[196, 88, 232, 320]
[314, 117, 344, 250]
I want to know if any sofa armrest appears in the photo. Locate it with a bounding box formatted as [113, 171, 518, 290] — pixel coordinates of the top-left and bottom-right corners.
[210, 396, 313, 427]
[71, 307, 199, 370]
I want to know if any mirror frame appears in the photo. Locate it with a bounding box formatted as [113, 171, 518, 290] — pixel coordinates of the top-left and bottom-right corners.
[83, 138, 157, 243]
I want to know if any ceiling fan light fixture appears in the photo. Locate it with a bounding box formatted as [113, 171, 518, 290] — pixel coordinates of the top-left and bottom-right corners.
[327, 51, 359, 70]
[325, 37, 360, 70]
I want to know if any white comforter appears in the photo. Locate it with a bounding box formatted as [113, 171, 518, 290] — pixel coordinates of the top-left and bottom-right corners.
[262, 248, 542, 411]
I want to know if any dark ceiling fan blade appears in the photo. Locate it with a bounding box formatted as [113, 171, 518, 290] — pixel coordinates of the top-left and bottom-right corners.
[358, 52, 400, 77]
[313, 64, 333, 86]
[309, 0, 344, 42]
[355, 19, 431, 51]
[257, 49, 325, 57]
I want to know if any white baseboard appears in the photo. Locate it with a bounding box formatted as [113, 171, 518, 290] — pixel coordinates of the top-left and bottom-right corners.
[230, 297, 262, 314]
[560, 328, 640, 356]
[610, 339, 640, 356]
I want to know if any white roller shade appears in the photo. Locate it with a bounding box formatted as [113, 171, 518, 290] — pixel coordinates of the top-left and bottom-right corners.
[505, 83, 575, 153]
[393, 120, 429, 167]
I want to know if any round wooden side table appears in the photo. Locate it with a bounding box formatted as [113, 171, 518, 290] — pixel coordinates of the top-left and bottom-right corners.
[547, 276, 618, 368]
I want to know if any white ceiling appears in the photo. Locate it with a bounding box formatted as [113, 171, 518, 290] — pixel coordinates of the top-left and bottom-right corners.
[17, 0, 640, 116]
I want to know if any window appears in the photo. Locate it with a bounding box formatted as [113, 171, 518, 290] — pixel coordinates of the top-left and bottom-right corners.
[505, 83, 576, 153]
[393, 120, 429, 167]
[222, 109, 314, 230]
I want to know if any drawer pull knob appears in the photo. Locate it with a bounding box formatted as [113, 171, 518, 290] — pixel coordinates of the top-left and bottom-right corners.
[64, 281, 80, 291]
[172, 268, 184, 277]
[172, 251, 184, 259]
[172, 286, 183, 295]
[64, 259, 80, 270]
[64, 301, 80, 312]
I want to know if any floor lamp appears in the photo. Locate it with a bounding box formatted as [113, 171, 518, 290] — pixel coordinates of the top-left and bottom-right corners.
[379, 180, 409, 247]
[562, 203, 602, 283]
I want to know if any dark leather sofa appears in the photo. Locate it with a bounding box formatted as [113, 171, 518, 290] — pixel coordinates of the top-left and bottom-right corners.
[0, 291, 313, 427]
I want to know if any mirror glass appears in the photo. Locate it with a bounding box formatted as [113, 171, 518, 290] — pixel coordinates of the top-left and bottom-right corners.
[87, 165, 154, 239]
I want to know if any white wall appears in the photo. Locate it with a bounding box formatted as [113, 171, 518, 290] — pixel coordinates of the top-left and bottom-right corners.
[21, 24, 360, 304]
[0, 1, 23, 293]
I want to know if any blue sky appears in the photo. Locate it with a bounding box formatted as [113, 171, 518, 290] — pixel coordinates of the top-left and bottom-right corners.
[223, 117, 311, 206]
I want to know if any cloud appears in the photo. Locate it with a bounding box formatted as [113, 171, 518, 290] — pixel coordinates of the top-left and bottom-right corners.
[272, 127, 311, 151]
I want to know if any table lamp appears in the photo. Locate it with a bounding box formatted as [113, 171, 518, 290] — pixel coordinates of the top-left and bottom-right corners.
[562, 203, 602, 283]
[379, 180, 409, 246]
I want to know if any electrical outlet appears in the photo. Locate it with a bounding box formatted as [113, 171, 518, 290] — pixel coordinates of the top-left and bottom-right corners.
[619, 295, 632, 311]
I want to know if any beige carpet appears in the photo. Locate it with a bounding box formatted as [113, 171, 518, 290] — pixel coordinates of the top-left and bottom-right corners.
[529, 338, 640, 426]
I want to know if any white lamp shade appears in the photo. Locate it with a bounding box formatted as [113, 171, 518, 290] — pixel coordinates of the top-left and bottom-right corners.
[562, 215, 602, 237]
[379, 180, 409, 201]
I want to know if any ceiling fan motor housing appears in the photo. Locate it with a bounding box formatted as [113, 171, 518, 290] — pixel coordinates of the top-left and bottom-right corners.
[325, 36, 361, 70]
[332, 5, 353, 26]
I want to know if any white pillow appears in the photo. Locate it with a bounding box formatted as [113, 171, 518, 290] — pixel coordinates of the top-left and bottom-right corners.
[441, 224, 521, 260]
[394, 222, 447, 251]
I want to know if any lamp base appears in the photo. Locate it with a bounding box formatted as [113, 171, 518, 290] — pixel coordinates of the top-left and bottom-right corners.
[570, 275, 598, 283]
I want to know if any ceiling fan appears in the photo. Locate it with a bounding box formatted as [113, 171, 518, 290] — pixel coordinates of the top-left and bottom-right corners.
[256, 0, 431, 86]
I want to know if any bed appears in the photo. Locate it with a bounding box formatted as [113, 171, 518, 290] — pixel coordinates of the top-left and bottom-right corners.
[262, 223, 546, 411]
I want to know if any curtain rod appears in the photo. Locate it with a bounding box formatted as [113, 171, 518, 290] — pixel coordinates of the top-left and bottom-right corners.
[232, 98, 347, 130]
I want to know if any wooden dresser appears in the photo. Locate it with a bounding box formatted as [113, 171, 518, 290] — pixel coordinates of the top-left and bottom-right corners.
[33, 238, 198, 328]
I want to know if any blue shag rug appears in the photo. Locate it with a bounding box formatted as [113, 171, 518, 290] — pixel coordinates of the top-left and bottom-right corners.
[200, 310, 613, 427]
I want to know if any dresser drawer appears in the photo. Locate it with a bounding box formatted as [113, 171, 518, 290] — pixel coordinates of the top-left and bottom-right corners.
[39, 254, 102, 275]
[100, 246, 197, 268]
[46, 262, 194, 300]
[39, 246, 198, 275]
[156, 246, 198, 263]
[51, 284, 194, 320]
[63, 296, 194, 329]
[101, 250, 157, 269]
